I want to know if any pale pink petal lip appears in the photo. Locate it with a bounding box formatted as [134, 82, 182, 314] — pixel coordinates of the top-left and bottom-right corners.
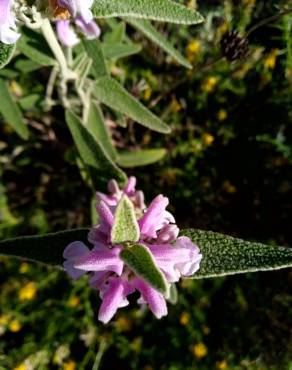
[98, 278, 134, 324]
[133, 277, 168, 319]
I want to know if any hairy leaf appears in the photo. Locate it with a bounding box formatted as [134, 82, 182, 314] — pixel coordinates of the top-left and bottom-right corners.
[120, 243, 169, 295]
[66, 110, 126, 190]
[92, 0, 204, 24]
[93, 76, 170, 133]
[182, 229, 292, 278]
[111, 195, 140, 244]
[0, 42, 15, 69]
[86, 101, 117, 161]
[82, 39, 109, 77]
[126, 18, 192, 68]
[117, 148, 166, 167]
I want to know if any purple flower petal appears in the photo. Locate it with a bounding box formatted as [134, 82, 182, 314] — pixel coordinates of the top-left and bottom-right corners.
[74, 248, 124, 275]
[56, 20, 79, 46]
[98, 277, 134, 324]
[133, 277, 168, 319]
[174, 237, 203, 276]
[0, 0, 20, 44]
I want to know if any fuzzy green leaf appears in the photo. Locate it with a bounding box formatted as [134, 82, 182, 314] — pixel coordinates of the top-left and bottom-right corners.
[82, 39, 109, 77]
[93, 76, 170, 133]
[111, 195, 140, 244]
[0, 79, 29, 140]
[182, 229, 292, 278]
[125, 18, 192, 68]
[92, 0, 204, 24]
[0, 42, 15, 69]
[65, 110, 126, 190]
[117, 148, 166, 167]
[86, 101, 117, 161]
[120, 243, 169, 295]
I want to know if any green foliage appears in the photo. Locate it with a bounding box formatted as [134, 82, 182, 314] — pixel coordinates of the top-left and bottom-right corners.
[126, 18, 192, 68]
[93, 76, 171, 133]
[120, 243, 169, 295]
[92, 0, 204, 24]
[117, 148, 166, 167]
[65, 110, 126, 189]
[0, 42, 15, 69]
[183, 229, 292, 278]
[111, 195, 140, 244]
[0, 79, 29, 140]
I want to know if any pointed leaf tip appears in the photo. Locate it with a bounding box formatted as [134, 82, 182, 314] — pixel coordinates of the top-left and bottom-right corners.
[111, 195, 140, 244]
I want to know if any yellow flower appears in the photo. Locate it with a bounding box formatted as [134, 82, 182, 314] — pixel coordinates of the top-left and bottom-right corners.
[67, 296, 80, 308]
[186, 39, 201, 55]
[202, 76, 218, 93]
[202, 325, 211, 335]
[217, 22, 228, 38]
[179, 312, 190, 326]
[217, 109, 228, 121]
[13, 363, 27, 370]
[264, 49, 279, 70]
[187, 0, 196, 8]
[202, 133, 215, 146]
[10, 80, 23, 97]
[115, 315, 132, 332]
[169, 97, 182, 113]
[216, 360, 228, 369]
[9, 320, 22, 332]
[0, 314, 10, 326]
[222, 180, 237, 194]
[19, 262, 29, 274]
[130, 337, 142, 353]
[192, 343, 208, 359]
[19, 282, 37, 301]
[63, 360, 76, 370]
[143, 87, 152, 101]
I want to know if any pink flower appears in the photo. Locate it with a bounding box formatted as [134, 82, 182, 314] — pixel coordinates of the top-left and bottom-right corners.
[63, 177, 202, 324]
[0, 0, 20, 44]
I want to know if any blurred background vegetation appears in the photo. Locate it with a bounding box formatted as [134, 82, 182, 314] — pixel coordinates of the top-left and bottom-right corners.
[0, 0, 292, 369]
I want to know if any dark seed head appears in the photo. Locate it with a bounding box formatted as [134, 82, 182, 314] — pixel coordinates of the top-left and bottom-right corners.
[220, 30, 250, 62]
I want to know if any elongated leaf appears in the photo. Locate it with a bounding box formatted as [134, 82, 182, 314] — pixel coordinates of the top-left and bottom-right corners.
[117, 148, 166, 167]
[120, 243, 169, 295]
[93, 76, 170, 133]
[0, 229, 88, 267]
[92, 0, 204, 24]
[82, 39, 109, 77]
[0, 229, 292, 282]
[126, 18, 192, 68]
[0, 42, 15, 69]
[86, 101, 117, 161]
[102, 42, 142, 60]
[111, 195, 140, 244]
[17, 29, 56, 66]
[182, 229, 292, 278]
[65, 110, 126, 189]
[0, 79, 29, 140]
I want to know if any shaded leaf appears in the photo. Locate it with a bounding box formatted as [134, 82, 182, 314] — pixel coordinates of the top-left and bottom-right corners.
[86, 101, 117, 161]
[65, 110, 126, 190]
[117, 148, 166, 167]
[0, 79, 29, 140]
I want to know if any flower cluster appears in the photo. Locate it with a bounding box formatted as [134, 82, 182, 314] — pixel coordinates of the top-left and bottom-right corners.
[0, 0, 100, 46]
[0, 0, 20, 44]
[63, 177, 202, 323]
[55, 0, 100, 46]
